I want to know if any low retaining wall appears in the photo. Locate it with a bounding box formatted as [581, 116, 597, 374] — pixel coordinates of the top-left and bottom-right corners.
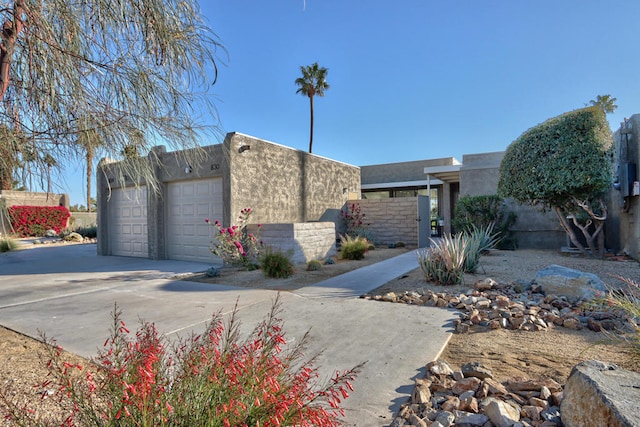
[248, 222, 336, 264]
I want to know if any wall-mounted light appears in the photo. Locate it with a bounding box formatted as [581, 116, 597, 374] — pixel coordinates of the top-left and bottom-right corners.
[238, 145, 250, 153]
[343, 187, 348, 194]
[185, 165, 192, 174]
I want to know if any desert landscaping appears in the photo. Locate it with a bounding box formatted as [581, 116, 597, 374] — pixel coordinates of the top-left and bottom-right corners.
[1, 243, 639, 425]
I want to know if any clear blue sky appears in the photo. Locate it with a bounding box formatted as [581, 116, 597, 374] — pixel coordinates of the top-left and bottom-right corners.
[63, 0, 640, 205]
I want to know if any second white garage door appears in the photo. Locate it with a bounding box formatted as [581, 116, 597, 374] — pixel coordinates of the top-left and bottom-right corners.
[166, 178, 223, 263]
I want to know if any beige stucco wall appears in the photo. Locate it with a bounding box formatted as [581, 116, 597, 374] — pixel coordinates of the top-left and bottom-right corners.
[226, 132, 361, 225]
[361, 157, 459, 185]
[610, 115, 640, 258]
[248, 222, 336, 264]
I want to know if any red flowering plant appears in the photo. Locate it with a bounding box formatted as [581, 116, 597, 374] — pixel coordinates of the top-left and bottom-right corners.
[1, 296, 364, 427]
[340, 203, 370, 238]
[8, 205, 71, 237]
[207, 207, 262, 269]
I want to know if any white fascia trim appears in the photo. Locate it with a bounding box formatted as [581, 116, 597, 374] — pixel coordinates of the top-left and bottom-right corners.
[361, 179, 443, 190]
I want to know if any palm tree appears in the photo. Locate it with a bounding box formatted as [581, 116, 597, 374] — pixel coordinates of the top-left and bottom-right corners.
[589, 94, 618, 114]
[295, 62, 330, 153]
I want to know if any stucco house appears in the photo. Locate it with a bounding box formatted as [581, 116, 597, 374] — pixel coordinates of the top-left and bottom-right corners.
[96, 132, 360, 262]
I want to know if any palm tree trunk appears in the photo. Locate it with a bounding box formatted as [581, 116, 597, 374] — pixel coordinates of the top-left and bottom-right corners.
[308, 95, 314, 153]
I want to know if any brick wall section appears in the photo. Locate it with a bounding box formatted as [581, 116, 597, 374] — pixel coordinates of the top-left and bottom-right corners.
[348, 198, 419, 246]
[247, 222, 336, 264]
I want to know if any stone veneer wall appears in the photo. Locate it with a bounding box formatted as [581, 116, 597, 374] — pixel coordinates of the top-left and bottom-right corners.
[248, 222, 336, 264]
[347, 198, 419, 246]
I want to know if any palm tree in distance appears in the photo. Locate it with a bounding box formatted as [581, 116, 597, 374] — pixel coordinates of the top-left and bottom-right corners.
[588, 94, 618, 114]
[295, 62, 330, 153]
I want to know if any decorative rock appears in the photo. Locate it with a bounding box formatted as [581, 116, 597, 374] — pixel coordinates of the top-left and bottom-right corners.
[427, 360, 454, 376]
[534, 264, 606, 300]
[461, 362, 493, 380]
[474, 278, 496, 291]
[45, 229, 57, 237]
[452, 377, 481, 395]
[561, 360, 640, 427]
[483, 377, 509, 395]
[434, 410, 455, 427]
[522, 405, 543, 421]
[412, 378, 432, 404]
[381, 292, 398, 302]
[485, 399, 521, 427]
[409, 413, 428, 427]
[453, 410, 489, 426]
[562, 317, 581, 330]
[63, 232, 84, 242]
[440, 395, 460, 412]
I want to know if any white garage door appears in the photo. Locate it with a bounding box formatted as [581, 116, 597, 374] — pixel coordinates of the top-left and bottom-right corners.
[166, 178, 223, 263]
[109, 187, 148, 258]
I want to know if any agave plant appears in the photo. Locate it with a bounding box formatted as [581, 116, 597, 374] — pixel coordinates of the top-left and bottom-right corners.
[417, 234, 468, 285]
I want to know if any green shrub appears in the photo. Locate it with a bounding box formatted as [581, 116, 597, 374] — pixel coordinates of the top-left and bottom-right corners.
[339, 235, 369, 260]
[395, 241, 405, 248]
[260, 247, 295, 278]
[306, 259, 322, 271]
[324, 257, 335, 265]
[452, 195, 517, 250]
[74, 225, 97, 239]
[0, 237, 18, 253]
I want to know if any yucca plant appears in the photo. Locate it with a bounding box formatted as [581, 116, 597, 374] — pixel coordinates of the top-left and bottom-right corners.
[417, 234, 468, 285]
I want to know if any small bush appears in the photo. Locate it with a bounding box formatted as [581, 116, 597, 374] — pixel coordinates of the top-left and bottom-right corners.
[208, 207, 262, 268]
[324, 257, 335, 265]
[260, 247, 295, 278]
[306, 259, 322, 271]
[395, 241, 405, 248]
[339, 235, 369, 260]
[0, 237, 18, 253]
[74, 225, 97, 239]
[452, 194, 517, 250]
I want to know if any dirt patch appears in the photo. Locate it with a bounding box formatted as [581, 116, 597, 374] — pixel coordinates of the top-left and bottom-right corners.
[1, 246, 639, 422]
[183, 246, 412, 291]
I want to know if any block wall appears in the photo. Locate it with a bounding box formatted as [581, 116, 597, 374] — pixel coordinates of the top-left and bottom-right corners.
[248, 222, 336, 264]
[347, 198, 419, 246]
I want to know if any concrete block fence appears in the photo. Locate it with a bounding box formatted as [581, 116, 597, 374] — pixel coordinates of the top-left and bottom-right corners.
[247, 222, 336, 264]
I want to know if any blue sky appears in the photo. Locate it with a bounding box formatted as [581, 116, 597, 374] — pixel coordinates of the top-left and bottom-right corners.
[63, 0, 640, 205]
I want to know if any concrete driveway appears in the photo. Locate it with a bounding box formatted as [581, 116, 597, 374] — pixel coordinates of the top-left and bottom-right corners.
[0, 243, 455, 426]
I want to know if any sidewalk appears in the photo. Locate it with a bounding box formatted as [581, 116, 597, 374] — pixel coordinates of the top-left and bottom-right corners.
[0, 244, 454, 426]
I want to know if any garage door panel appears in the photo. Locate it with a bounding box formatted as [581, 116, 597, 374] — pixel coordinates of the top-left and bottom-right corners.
[109, 187, 148, 258]
[166, 178, 222, 263]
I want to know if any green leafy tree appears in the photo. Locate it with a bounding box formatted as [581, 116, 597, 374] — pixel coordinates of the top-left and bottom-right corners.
[295, 62, 330, 153]
[0, 0, 224, 194]
[498, 107, 613, 257]
[588, 94, 618, 114]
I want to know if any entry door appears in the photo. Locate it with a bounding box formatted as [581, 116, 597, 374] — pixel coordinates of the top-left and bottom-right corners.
[417, 195, 430, 248]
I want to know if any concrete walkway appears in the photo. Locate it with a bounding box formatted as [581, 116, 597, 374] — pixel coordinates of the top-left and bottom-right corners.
[0, 244, 455, 426]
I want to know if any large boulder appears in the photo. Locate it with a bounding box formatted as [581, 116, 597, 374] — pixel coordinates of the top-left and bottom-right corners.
[534, 264, 605, 300]
[561, 360, 640, 427]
